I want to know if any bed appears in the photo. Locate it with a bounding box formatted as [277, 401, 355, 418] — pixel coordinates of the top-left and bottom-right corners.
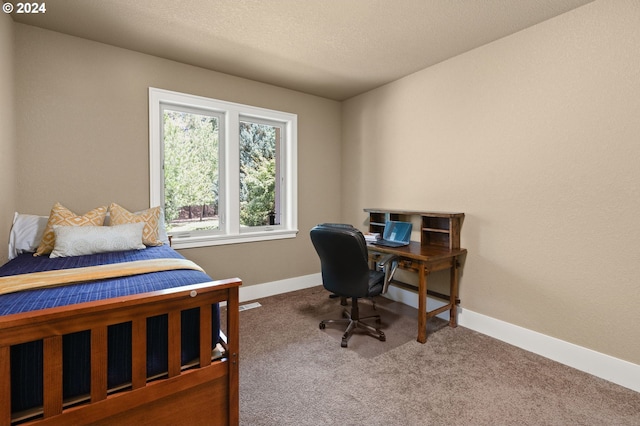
[0, 206, 241, 425]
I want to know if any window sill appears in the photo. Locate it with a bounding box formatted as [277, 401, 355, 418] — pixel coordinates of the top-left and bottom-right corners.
[170, 229, 298, 249]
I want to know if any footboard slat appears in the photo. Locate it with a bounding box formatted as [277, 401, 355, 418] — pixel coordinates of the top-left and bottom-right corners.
[0, 346, 9, 423]
[168, 310, 181, 378]
[131, 318, 147, 390]
[42, 336, 63, 418]
[200, 305, 212, 368]
[90, 326, 108, 402]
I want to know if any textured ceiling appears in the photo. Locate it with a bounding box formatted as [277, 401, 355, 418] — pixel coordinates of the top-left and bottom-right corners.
[10, 0, 595, 100]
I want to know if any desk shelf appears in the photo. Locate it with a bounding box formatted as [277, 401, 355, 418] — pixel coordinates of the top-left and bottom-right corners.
[365, 209, 464, 250]
[367, 210, 413, 235]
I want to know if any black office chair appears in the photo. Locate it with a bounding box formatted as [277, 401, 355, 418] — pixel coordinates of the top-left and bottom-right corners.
[310, 223, 397, 347]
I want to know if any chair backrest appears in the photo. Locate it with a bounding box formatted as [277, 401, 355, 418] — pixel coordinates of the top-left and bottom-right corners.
[310, 224, 371, 298]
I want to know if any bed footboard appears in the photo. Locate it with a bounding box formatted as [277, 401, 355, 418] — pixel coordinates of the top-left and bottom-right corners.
[0, 278, 241, 425]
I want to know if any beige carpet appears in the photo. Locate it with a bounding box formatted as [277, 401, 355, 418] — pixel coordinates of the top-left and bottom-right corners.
[236, 286, 640, 425]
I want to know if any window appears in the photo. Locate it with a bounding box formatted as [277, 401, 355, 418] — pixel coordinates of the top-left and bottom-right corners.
[149, 88, 298, 248]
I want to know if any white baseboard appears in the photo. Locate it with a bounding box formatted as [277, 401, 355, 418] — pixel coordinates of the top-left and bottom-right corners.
[383, 284, 451, 320]
[239, 273, 321, 303]
[242, 275, 640, 394]
[458, 308, 640, 393]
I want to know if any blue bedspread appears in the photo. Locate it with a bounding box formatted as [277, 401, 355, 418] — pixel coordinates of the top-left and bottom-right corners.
[0, 246, 221, 415]
[0, 245, 213, 315]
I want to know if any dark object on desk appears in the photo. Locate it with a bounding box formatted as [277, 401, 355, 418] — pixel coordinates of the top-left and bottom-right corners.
[372, 220, 412, 247]
[310, 223, 397, 347]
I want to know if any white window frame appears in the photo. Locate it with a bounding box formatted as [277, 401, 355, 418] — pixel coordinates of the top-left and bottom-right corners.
[149, 87, 298, 248]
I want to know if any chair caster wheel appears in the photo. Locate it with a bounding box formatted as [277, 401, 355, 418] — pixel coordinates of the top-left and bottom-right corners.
[319, 323, 326, 330]
[341, 339, 348, 348]
[379, 332, 386, 342]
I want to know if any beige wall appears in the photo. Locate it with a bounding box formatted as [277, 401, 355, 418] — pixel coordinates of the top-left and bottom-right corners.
[0, 13, 16, 263]
[8, 0, 639, 366]
[13, 24, 342, 285]
[342, 0, 640, 364]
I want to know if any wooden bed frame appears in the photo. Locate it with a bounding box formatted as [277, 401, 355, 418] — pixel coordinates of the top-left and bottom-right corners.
[0, 277, 241, 425]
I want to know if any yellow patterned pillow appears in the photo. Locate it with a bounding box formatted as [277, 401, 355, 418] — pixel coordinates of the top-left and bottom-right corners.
[35, 202, 108, 256]
[109, 203, 163, 246]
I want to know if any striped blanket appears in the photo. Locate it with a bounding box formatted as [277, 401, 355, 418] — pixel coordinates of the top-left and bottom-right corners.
[0, 258, 204, 296]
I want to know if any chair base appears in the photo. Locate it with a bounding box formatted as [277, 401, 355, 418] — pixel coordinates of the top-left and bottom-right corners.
[319, 298, 385, 347]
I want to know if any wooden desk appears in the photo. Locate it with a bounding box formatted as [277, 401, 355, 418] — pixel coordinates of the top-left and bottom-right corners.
[364, 209, 466, 343]
[368, 242, 466, 343]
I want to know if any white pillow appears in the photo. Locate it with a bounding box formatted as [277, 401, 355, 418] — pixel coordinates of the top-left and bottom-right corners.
[49, 223, 146, 258]
[8, 212, 49, 260]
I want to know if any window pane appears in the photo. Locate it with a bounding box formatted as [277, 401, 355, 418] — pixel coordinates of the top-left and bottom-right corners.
[239, 120, 279, 227]
[163, 109, 219, 233]
[150, 87, 297, 247]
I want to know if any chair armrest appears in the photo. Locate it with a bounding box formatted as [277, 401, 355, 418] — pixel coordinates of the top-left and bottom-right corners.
[375, 254, 398, 294]
[376, 253, 397, 267]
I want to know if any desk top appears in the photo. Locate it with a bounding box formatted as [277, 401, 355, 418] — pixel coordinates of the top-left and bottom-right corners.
[368, 241, 466, 262]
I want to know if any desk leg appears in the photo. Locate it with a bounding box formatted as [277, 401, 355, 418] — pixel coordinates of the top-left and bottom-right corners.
[417, 264, 427, 344]
[449, 256, 459, 328]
